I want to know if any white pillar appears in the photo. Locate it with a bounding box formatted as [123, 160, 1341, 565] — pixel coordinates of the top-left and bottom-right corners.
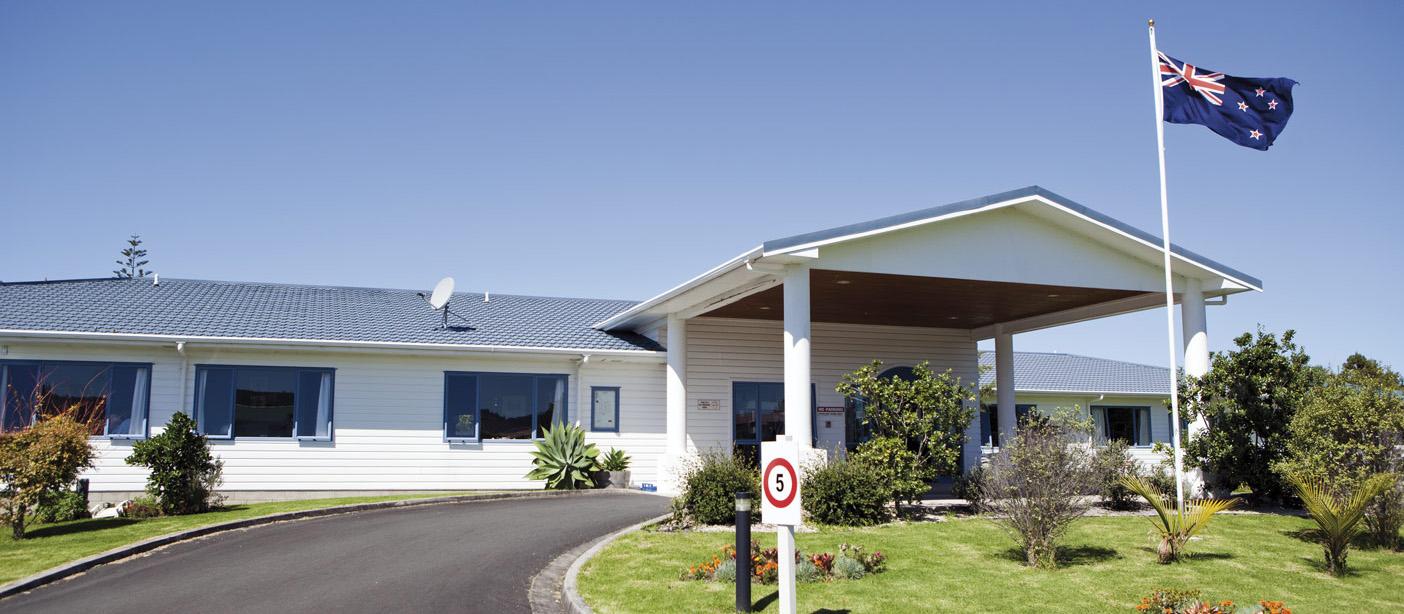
[783, 264, 813, 449]
[994, 333, 1017, 448]
[1181, 278, 1210, 379]
[1181, 278, 1209, 437]
[665, 314, 688, 456]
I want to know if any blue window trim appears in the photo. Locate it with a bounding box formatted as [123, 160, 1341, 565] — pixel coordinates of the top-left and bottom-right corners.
[1092, 405, 1154, 447]
[730, 381, 817, 446]
[0, 358, 153, 439]
[442, 371, 570, 443]
[590, 386, 621, 433]
[192, 364, 336, 442]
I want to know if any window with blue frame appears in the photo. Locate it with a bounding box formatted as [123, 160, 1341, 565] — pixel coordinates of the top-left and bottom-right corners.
[732, 382, 815, 445]
[194, 365, 333, 440]
[591, 386, 620, 432]
[0, 360, 150, 438]
[443, 372, 567, 442]
[980, 404, 1036, 448]
[1092, 406, 1153, 446]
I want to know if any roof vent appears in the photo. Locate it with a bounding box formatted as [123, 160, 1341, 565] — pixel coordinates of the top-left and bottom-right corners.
[484, 291, 490, 303]
[152, 273, 160, 287]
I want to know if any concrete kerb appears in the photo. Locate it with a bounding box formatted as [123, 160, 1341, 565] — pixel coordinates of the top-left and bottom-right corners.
[556, 512, 672, 614]
[0, 489, 620, 600]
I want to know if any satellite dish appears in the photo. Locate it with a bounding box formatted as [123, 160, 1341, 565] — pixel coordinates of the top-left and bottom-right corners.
[428, 277, 455, 310]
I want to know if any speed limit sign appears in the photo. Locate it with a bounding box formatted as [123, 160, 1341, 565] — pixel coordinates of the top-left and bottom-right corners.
[761, 437, 802, 526]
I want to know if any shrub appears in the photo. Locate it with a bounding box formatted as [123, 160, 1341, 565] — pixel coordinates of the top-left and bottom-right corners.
[597, 448, 631, 472]
[1093, 439, 1141, 510]
[525, 422, 599, 489]
[124, 496, 164, 519]
[953, 464, 986, 509]
[979, 410, 1097, 568]
[835, 360, 976, 503]
[0, 412, 95, 538]
[1136, 589, 1290, 614]
[1182, 329, 1320, 502]
[677, 450, 759, 525]
[802, 455, 891, 526]
[1275, 367, 1404, 548]
[849, 436, 932, 509]
[1121, 476, 1238, 563]
[712, 558, 736, 583]
[839, 542, 886, 573]
[1291, 472, 1396, 576]
[125, 412, 224, 515]
[33, 488, 90, 524]
[795, 559, 822, 583]
[832, 556, 866, 580]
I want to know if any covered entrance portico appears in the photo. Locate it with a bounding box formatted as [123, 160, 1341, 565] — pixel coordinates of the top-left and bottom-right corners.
[595, 187, 1262, 491]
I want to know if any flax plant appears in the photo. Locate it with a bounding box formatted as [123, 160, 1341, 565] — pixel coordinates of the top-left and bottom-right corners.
[1292, 473, 1397, 576]
[1120, 476, 1238, 563]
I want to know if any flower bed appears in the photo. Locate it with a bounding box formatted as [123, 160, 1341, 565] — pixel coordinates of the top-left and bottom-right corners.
[681, 541, 886, 584]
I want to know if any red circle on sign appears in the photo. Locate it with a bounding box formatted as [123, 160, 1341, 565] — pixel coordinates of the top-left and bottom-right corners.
[763, 458, 798, 508]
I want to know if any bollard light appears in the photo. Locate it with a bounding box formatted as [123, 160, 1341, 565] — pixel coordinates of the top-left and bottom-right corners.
[735, 491, 752, 613]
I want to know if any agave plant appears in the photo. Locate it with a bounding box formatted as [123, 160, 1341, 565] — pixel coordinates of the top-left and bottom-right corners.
[526, 423, 600, 490]
[1120, 476, 1238, 563]
[598, 448, 631, 472]
[1291, 472, 1397, 576]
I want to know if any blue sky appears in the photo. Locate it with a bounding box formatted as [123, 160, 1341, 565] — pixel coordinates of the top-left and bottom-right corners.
[2, 2, 1399, 370]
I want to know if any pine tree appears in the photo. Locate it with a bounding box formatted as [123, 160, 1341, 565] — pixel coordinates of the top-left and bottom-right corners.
[112, 234, 150, 279]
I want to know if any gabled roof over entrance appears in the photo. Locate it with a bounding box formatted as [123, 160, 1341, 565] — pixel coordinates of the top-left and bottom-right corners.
[596, 186, 1262, 336]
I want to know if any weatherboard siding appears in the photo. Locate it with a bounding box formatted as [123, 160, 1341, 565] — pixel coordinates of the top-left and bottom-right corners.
[1, 342, 666, 492]
[681, 317, 982, 465]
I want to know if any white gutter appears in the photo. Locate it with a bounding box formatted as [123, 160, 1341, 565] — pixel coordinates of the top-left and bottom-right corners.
[0, 329, 664, 360]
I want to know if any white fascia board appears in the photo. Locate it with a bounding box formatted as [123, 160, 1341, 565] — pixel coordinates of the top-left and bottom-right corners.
[0, 329, 665, 361]
[763, 194, 1261, 294]
[1014, 390, 1170, 398]
[592, 245, 764, 331]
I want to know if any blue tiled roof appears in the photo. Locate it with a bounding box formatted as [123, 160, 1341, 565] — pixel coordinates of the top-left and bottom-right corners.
[978, 351, 1171, 395]
[0, 278, 661, 352]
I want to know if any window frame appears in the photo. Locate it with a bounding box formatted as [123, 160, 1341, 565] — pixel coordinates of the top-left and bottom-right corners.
[442, 371, 570, 443]
[0, 359, 153, 439]
[731, 381, 817, 446]
[1092, 405, 1154, 447]
[980, 403, 1036, 449]
[192, 364, 335, 442]
[590, 386, 621, 433]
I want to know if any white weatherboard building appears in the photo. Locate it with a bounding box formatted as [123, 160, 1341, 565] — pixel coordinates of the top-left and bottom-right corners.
[0, 187, 1254, 501]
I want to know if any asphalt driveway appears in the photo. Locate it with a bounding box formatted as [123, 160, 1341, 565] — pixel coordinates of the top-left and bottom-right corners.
[2, 491, 670, 614]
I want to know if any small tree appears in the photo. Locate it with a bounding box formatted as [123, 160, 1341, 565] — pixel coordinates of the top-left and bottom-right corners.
[1275, 366, 1404, 548]
[112, 234, 150, 279]
[836, 360, 976, 507]
[1293, 473, 1397, 576]
[979, 410, 1097, 568]
[0, 413, 95, 538]
[126, 412, 224, 515]
[1092, 439, 1141, 510]
[1182, 329, 1321, 502]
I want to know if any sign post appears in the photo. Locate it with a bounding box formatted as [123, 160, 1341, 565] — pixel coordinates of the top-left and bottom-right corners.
[761, 435, 801, 614]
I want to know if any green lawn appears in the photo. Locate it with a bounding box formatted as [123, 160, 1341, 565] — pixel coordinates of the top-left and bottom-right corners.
[0, 491, 497, 585]
[579, 514, 1404, 613]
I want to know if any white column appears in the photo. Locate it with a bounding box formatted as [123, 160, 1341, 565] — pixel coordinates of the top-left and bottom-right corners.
[995, 332, 1017, 448]
[1181, 278, 1210, 437]
[783, 264, 813, 450]
[665, 314, 688, 456]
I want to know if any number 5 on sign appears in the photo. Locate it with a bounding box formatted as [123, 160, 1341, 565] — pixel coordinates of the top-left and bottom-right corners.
[761, 437, 802, 526]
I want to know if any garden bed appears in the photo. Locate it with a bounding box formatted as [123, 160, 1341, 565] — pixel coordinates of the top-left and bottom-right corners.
[577, 513, 1404, 613]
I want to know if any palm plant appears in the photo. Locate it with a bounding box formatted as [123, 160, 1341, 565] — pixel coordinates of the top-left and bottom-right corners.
[526, 423, 600, 490]
[598, 448, 631, 472]
[1291, 472, 1397, 576]
[1120, 476, 1238, 563]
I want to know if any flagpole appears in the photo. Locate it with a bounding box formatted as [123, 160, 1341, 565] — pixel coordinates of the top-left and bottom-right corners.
[1148, 19, 1187, 512]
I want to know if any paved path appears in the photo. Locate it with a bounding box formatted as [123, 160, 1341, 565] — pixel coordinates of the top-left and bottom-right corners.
[2, 491, 669, 614]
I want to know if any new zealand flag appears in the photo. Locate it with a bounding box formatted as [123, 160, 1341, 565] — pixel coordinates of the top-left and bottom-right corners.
[1158, 51, 1296, 150]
